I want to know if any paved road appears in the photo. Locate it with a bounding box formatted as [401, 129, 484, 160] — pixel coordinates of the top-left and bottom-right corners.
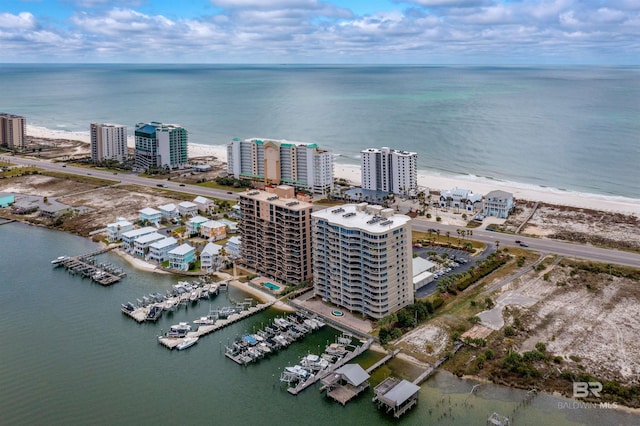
[5, 155, 640, 268]
[3, 155, 240, 203]
[412, 219, 640, 268]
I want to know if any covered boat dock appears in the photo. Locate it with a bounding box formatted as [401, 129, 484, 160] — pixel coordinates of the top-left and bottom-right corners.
[372, 377, 420, 418]
[320, 363, 370, 406]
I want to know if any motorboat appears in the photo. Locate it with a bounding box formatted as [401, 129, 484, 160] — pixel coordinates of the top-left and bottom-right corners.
[145, 305, 163, 322]
[121, 302, 136, 313]
[51, 256, 70, 265]
[193, 316, 214, 325]
[176, 336, 199, 351]
[167, 322, 191, 337]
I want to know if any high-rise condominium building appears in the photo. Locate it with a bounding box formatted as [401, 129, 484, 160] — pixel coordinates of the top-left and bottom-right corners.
[312, 203, 413, 319]
[90, 123, 127, 163]
[361, 147, 417, 196]
[134, 122, 188, 171]
[227, 138, 333, 194]
[238, 185, 313, 285]
[0, 113, 26, 149]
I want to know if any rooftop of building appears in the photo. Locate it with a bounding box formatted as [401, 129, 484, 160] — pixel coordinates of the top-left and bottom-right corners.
[149, 237, 178, 249]
[485, 190, 514, 199]
[139, 207, 161, 216]
[121, 226, 157, 238]
[239, 185, 313, 211]
[361, 146, 417, 156]
[135, 232, 165, 244]
[168, 243, 195, 255]
[312, 203, 411, 233]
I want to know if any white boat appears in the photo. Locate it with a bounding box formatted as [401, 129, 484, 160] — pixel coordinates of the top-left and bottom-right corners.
[176, 336, 199, 350]
[51, 256, 69, 265]
[167, 322, 191, 337]
[285, 365, 310, 380]
[193, 316, 214, 325]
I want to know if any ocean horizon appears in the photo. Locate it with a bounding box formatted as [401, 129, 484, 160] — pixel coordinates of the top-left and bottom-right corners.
[4, 64, 639, 200]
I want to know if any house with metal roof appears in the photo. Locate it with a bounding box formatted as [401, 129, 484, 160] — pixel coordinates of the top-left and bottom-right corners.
[106, 218, 134, 242]
[168, 243, 196, 271]
[482, 190, 514, 219]
[178, 201, 198, 217]
[373, 377, 420, 418]
[320, 364, 370, 405]
[158, 203, 178, 221]
[121, 226, 158, 252]
[147, 237, 178, 263]
[186, 215, 209, 236]
[139, 207, 162, 225]
[193, 195, 215, 213]
[200, 242, 223, 270]
[133, 232, 165, 257]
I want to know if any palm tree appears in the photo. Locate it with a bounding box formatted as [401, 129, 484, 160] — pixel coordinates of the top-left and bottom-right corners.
[495, 240, 500, 252]
[446, 231, 451, 247]
[436, 229, 441, 244]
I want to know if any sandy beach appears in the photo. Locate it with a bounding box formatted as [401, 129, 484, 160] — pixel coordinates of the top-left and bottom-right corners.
[27, 124, 640, 215]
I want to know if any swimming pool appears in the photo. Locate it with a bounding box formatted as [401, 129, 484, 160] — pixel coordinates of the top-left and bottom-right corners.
[263, 282, 281, 291]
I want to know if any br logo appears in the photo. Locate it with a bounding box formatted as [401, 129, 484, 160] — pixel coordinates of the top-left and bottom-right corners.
[573, 381, 602, 398]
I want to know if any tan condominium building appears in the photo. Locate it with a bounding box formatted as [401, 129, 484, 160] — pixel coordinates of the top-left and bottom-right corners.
[238, 185, 313, 285]
[90, 123, 128, 163]
[0, 113, 26, 149]
[312, 203, 413, 320]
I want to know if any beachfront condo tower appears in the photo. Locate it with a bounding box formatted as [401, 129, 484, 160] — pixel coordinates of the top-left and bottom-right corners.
[238, 185, 313, 286]
[227, 138, 334, 195]
[312, 203, 414, 320]
[0, 113, 26, 150]
[134, 122, 188, 171]
[361, 147, 417, 196]
[90, 123, 128, 163]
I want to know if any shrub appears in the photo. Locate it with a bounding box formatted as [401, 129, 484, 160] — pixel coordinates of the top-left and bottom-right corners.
[504, 326, 515, 337]
[535, 342, 547, 352]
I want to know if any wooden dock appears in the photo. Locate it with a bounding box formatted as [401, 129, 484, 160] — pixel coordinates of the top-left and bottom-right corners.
[287, 338, 374, 396]
[157, 301, 275, 350]
[366, 349, 400, 373]
[53, 246, 125, 286]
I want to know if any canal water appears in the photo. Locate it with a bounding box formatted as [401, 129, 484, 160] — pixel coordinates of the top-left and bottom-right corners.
[1, 222, 637, 426]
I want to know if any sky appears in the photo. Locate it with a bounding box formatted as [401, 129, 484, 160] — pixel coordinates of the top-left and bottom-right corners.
[0, 0, 638, 64]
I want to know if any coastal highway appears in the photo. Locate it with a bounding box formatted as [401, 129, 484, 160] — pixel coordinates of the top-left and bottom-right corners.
[5, 155, 640, 268]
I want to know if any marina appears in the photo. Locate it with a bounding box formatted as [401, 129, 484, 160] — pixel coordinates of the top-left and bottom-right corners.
[51, 246, 126, 286]
[156, 300, 275, 350]
[121, 280, 222, 323]
[224, 312, 327, 366]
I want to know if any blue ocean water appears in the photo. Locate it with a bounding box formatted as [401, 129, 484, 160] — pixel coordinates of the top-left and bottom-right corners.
[2, 64, 638, 199]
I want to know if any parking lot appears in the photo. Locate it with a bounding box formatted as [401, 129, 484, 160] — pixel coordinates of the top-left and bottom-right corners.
[414, 245, 493, 298]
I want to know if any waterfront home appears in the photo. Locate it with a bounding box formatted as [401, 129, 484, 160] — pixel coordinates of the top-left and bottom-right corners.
[121, 226, 158, 252]
[139, 207, 162, 226]
[193, 195, 215, 213]
[147, 237, 178, 263]
[40, 201, 73, 219]
[225, 236, 241, 257]
[439, 187, 482, 211]
[413, 257, 436, 291]
[0, 192, 15, 208]
[200, 219, 227, 241]
[186, 215, 209, 236]
[106, 218, 134, 242]
[168, 243, 196, 271]
[157, 203, 178, 221]
[200, 242, 223, 270]
[178, 201, 198, 217]
[133, 232, 165, 257]
[218, 218, 238, 233]
[483, 190, 514, 219]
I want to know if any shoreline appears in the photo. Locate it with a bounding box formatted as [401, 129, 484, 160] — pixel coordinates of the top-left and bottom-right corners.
[26, 124, 640, 215]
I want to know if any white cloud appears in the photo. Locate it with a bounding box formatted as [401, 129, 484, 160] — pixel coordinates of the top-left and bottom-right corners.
[0, 12, 38, 30]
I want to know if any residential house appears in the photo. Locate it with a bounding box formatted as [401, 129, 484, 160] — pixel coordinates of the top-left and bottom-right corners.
[200, 220, 227, 241]
[133, 232, 165, 257]
[178, 201, 198, 217]
[200, 242, 223, 270]
[121, 226, 158, 252]
[226, 236, 241, 257]
[106, 218, 134, 242]
[186, 215, 209, 236]
[0, 192, 15, 208]
[168, 243, 196, 271]
[193, 196, 215, 214]
[483, 190, 515, 219]
[439, 188, 482, 211]
[158, 203, 178, 221]
[147, 237, 178, 263]
[40, 201, 72, 219]
[139, 207, 162, 226]
[218, 218, 238, 233]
